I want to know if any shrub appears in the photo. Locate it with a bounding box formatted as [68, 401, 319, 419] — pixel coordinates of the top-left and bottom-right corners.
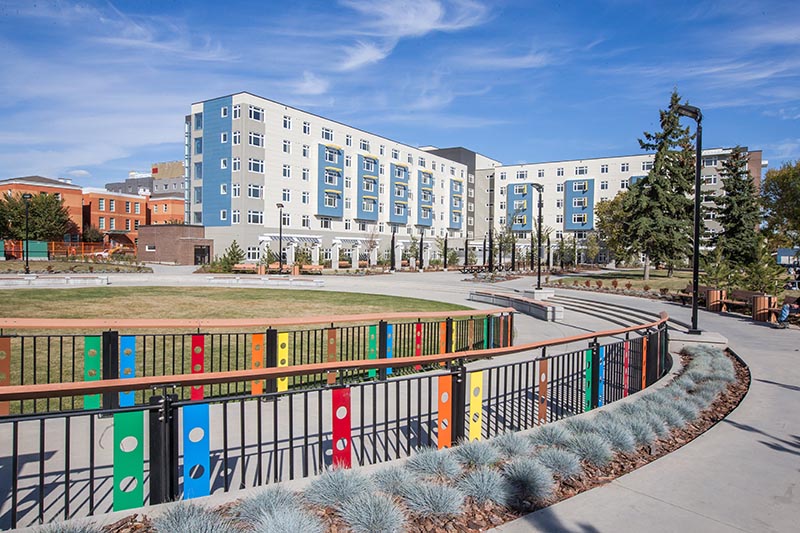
[565, 432, 614, 467]
[339, 492, 406, 533]
[529, 423, 572, 448]
[152, 503, 236, 533]
[249, 508, 323, 533]
[650, 403, 687, 429]
[457, 468, 512, 506]
[405, 447, 462, 480]
[533, 447, 582, 479]
[625, 412, 658, 445]
[595, 279, 603, 289]
[303, 468, 374, 509]
[43, 523, 102, 533]
[491, 432, 533, 458]
[591, 416, 637, 453]
[563, 416, 594, 435]
[400, 481, 464, 516]
[502, 458, 555, 508]
[236, 485, 297, 522]
[643, 284, 651, 291]
[611, 279, 619, 289]
[625, 282, 633, 290]
[584, 279, 591, 288]
[671, 397, 700, 421]
[372, 465, 418, 497]
[640, 408, 671, 437]
[452, 439, 501, 468]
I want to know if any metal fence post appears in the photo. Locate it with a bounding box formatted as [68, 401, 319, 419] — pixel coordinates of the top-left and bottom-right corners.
[102, 330, 119, 411]
[451, 365, 467, 442]
[507, 312, 515, 347]
[148, 393, 179, 504]
[445, 317, 454, 353]
[378, 320, 388, 380]
[587, 338, 600, 411]
[265, 328, 278, 394]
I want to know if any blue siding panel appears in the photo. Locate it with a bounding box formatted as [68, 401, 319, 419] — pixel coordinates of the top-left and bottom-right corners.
[389, 164, 409, 225]
[200, 96, 232, 227]
[449, 179, 464, 230]
[317, 144, 344, 218]
[563, 178, 594, 231]
[417, 170, 434, 227]
[356, 155, 379, 222]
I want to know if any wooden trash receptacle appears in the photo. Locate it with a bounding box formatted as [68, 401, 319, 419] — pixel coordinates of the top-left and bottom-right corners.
[706, 289, 725, 312]
[752, 295, 774, 322]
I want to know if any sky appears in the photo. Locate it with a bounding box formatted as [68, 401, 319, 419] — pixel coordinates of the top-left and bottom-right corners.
[0, 0, 798, 188]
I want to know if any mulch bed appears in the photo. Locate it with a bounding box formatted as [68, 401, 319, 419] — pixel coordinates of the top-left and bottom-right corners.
[102, 351, 749, 533]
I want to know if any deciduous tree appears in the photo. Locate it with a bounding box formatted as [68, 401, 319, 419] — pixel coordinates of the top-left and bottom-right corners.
[761, 160, 800, 247]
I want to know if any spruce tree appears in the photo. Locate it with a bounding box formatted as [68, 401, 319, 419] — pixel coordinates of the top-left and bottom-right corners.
[623, 90, 695, 279]
[715, 146, 760, 267]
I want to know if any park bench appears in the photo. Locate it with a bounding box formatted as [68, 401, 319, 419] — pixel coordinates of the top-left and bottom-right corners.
[676, 284, 711, 305]
[720, 289, 764, 314]
[301, 264, 324, 275]
[766, 296, 797, 323]
[232, 263, 258, 274]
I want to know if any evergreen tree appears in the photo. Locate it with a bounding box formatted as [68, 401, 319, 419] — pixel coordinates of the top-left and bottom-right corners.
[623, 90, 695, 279]
[715, 146, 760, 267]
[741, 240, 788, 296]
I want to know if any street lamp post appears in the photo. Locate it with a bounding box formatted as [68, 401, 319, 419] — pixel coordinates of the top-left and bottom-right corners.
[676, 104, 703, 335]
[444, 233, 448, 270]
[532, 183, 544, 290]
[390, 225, 396, 272]
[276, 202, 285, 273]
[488, 173, 495, 273]
[22, 193, 32, 274]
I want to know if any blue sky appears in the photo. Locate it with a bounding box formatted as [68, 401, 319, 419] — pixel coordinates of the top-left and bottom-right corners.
[1, 0, 798, 188]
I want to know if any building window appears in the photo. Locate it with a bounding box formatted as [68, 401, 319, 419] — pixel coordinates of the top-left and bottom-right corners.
[516, 170, 527, 180]
[704, 176, 718, 185]
[246, 246, 260, 261]
[620, 179, 629, 189]
[282, 188, 291, 202]
[282, 212, 290, 226]
[576, 166, 588, 175]
[232, 131, 240, 145]
[325, 148, 339, 164]
[232, 210, 240, 224]
[193, 212, 202, 224]
[418, 157, 426, 168]
[364, 179, 375, 192]
[379, 164, 385, 176]
[109, 218, 116, 230]
[395, 167, 404, 178]
[221, 106, 228, 118]
[642, 161, 653, 171]
[193, 162, 202, 180]
[134, 220, 140, 230]
[220, 183, 228, 195]
[221, 132, 228, 143]
[247, 210, 263, 224]
[232, 183, 240, 197]
[600, 180, 608, 190]
[248, 183, 263, 198]
[421, 190, 431, 203]
[421, 173, 432, 186]
[303, 121, 310, 134]
[194, 112, 203, 130]
[302, 168, 310, 181]
[282, 164, 291, 178]
[320, 217, 331, 229]
[233, 105, 240, 119]
[408, 153, 413, 164]
[360, 139, 370, 151]
[573, 181, 587, 192]
[324, 170, 338, 185]
[345, 176, 352, 188]
[555, 167, 563, 177]
[124, 201, 131, 213]
[621, 162, 630, 172]
[499, 171, 507, 181]
[345, 197, 352, 209]
[363, 158, 375, 172]
[394, 184, 404, 197]
[220, 158, 228, 169]
[395, 204, 406, 216]
[220, 209, 227, 221]
[302, 144, 310, 157]
[391, 148, 399, 160]
[600, 164, 608, 174]
[379, 145, 385, 155]
[134, 203, 140, 214]
[322, 127, 334, 141]
[282, 140, 291, 153]
[537, 169, 544, 178]
[345, 155, 351, 167]
[344, 219, 352, 230]
[193, 187, 202, 204]
[248, 158, 264, 173]
[556, 199, 563, 208]
[513, 184, 526, 195]
[324, 193, 338, 208]
[194, 137, 202, 154]
[283, 115, 291, 129]
[573, 197, 587, 208]
[233, 157, 240, 172]
[302, 191, 310, 204]
[98, 217, 105, 229]
[248, 105, 264, 121]
[108, 199, 115, 212]
[556, 214, 563, 224]
[249, 131, 264, 147]
[572, 213, 587, 224]
[362, 200, 375, 212]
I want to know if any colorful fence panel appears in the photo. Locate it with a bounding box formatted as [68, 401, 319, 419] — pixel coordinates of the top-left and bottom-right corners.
[437, 375, 453, 449]
[251, 333, 265, 395]
[277, 332, 289, 392]
[83, 336, 101, 409]
[113, 410, 144, 511]
[332, 388, 352, 467]
[190, 335, 204, 401]
[469, 371, 484, 441]
[0, 337, 10, 416]
[119, 336, 136, 407]
[182, 403, 211, 499]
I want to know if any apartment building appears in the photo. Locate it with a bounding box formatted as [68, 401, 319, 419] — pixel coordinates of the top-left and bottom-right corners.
[81, 188, 148, 247]
[187, 92, 472, 265]
[0, 176, 84, 240]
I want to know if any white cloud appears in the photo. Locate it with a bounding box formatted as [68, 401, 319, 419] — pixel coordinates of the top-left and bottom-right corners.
[339, 0, 489, 38]
[339, 41, 395, 71]
[293, 71, 330, 96]
[66, 169, 91, 178]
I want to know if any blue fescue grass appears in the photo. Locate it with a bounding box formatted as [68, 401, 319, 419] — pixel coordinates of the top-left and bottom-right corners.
[491, 431, 533, 458]
[399, 480, 465, 516]
[502, 457, 555, 508]
[249, 508, 324, 533]
[235, 485, 297, 522]
[43, 523, 102, 533]
[452, 438, 501, 468]
[339, 492, 406, 533]
[372, 465, 418, 498]
[528, 422, 572, 448]
[303, 467, 374, 510]
[671, 396, 700, 421]
[565, 432, 614, 467]
[457, 468, 513, 507]
[405, 447, 462, 480]
[650, 402, 688, 429]
[152, 503, 236, 533]
[591, 416, 637, 453]
[532, 447, 583, 479]
[563, 416, 595, 435]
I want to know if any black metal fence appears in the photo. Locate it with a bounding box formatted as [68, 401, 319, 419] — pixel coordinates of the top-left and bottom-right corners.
[0, 319, 668, 529]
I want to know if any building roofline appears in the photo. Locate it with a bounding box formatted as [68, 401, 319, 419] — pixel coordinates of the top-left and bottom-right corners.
[487, 147, 745, 169]
[0, 176, 83, 189]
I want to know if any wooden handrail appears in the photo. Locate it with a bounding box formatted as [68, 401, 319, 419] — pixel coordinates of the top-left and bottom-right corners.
[0, 308, 516, 330]
[0, 312, 668, 402]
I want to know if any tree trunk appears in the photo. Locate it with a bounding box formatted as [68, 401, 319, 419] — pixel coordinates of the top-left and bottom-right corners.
[643, 254, 651, 281]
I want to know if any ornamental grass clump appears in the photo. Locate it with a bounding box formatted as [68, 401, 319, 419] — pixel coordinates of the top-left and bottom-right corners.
[650, 402, 688, 429]
[532, 447, 583, 479]
[452, 438, 501, 468]
[303, 467, 374, 510]
[152, 503, 236, 533]
[235, 485, 297, 522]
[405, 447, 462, 480]
[671, 396, 700, 421]
[249, 508, 324, 533]
[528, 422, 572, 448]
[372, 465, 418, 498]
[564, 416, 595, 435]
[565, 432, 614, 467]
[457, 468, 513, 506]
[399, 480, 465, 516]
[591, 416, 637, 453]
[625, 412, 658, 445]
[43, 524, 102, 533]
[491, 431, 533, 458]
[502, 457, 555, 508]
[339, 492, 406, 533]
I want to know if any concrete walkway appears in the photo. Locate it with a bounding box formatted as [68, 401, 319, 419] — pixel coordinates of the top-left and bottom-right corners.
[493, 289, 799, 533]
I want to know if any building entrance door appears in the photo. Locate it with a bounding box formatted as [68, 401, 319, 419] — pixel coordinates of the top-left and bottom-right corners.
[194, 245, 210, 265]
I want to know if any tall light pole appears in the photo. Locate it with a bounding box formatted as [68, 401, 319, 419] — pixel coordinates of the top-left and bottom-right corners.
[488, 173, 495, 273]
[676, 103, 703, 335]
[22, 193, 32, 274]
[532, 183, 544, 290]
[276, 202, 285, 273]
[390, 225, 396, 272]
[443, 233, 449, 269]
